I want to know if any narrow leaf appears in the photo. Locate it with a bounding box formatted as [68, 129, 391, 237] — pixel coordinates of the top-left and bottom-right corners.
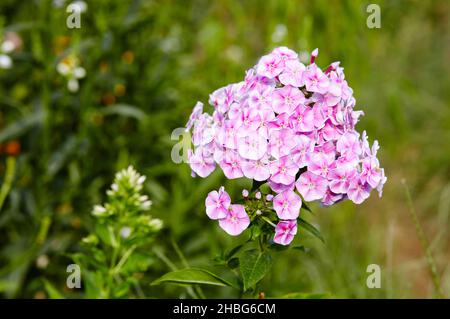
[43, 279, 64, 299]
[100, 104, 147, 121]
[225, 243, 245, 260]
[298, 217, 325, 243]
[151, 268, 238, 289]
[301, 201, 313, 214]
[0, 111, 44, 143]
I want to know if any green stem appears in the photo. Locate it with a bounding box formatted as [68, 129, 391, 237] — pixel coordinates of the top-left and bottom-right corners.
[171, 238, 189, 268]
[112, 244, 137, 274]
[0, 157, 16, 211]
[171, 238, 206, 299]
[258, 236, 264, 252]
[153, 247, 200, 299]
[261, 216, 276, 228]
[402, 180, 445, 298]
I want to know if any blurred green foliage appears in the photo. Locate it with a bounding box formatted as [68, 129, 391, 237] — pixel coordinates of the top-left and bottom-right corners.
[0, 0, 449, 298]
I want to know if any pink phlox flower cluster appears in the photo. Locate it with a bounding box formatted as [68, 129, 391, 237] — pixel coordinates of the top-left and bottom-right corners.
[187, 47, 387, 245]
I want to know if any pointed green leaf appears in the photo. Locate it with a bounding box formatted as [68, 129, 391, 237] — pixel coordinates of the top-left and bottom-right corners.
[239, 249, 272, 291]
[301, 201, 313, 214]
[100, 104, 147, 121]
[298, 217, 325, 243]
[225, 243, 245, 260]
[43, 279, 64, 299]
[151, 268, 238, 289]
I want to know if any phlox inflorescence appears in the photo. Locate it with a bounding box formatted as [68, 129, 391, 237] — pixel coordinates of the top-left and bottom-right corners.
[185, 46, 386, 245]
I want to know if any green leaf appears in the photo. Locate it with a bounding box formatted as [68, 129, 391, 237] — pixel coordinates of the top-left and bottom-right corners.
[249, 224, 262, 240]
[301, 201, 313, 214]
[99, 104, 147, 121]
[268, 243, 289, 252]
[225, 243, 246, 260]
[95, 224, 118, 247]
[151, 268, 238, 289]
[227, 257, 239, 269]
[0, 111, 44, 143]
[47, 136, 78, 178]
[298, 217, 325, 243]
[292, 245, 308, 253]
[250, 180, 265, 192]
[281, 292, 330, 299]
[239, 249, 272, 291]
[43, 279, 64, 299]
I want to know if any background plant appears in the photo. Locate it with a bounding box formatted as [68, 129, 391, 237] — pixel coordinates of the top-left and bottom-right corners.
[0, 0, 449, 298]
[70, 166, 162, 298]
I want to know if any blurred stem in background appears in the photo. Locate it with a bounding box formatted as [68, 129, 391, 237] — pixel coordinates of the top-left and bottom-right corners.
[402, 180, 446, 299]
[0, 156, 16, 211]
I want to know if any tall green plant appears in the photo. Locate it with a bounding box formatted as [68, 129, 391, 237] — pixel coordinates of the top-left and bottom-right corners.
[72, 166, 162, 298]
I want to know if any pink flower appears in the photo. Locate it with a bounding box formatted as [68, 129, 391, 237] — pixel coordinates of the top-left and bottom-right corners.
[268, 112, 291, 131]
[269, 156, 298, 185]
[307, 153, 336, 178]
[336, 131, 362, 156]
[209, 85, 233, 114]
[217, 120, 240, 149]
[324, 82, 342, 106]
[256, 53, 283, 79]
[303, 64, 329, 94]
[328, 166, 357, 194]
[242, 157, 271, 181]
[227, 102, 242, 120]
[219, 150, 244, 179]
[314, 141, 337, 163]
[268, 179, 295, 193]
[347, 177, 371, 204]
[237, 131, 268, 160]
[319, 120, 343, 142]
[321, 189, 344, 206]
[238, 108, 262, 136]
[188, 148, 215, 178]
[376, 168, 387, 197]
[273, 190, 302, 219]
[257, 108, 276, 138]
[291, 134, 314, 168]
[185, 46, 386, 213]
[279, 60, 306, 87]
[205, 187, 231, 219]
[295, 171, 328, 201]
[268, 128, 296, 159]
[219, 204, 250, 236]
[310, 48, 319, 64]
[248, 85, 274, 111]
[311, 83, 342, 107]
[272, 85, 305, 114]
[361, 157, 382, 188]
[274, 220, 297, 245]
[311, 102, 328, 129]
[185, 102, 203, 131]
[290, 106, 315, 132]
[273, 46, 298, 65]
[192, 113, 215, 146]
